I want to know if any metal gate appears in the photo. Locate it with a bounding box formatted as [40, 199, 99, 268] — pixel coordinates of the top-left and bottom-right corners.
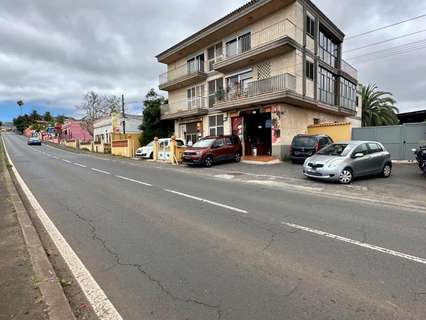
[352, 123, 426, 160]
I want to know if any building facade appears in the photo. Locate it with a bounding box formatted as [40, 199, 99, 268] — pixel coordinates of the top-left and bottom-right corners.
[157, 0, 359, 158]
[93, 114, 143, 144]
[60, 120, 92, 142]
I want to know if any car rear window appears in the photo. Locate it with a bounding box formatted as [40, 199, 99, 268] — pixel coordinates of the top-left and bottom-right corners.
[292, 136, 317, 147]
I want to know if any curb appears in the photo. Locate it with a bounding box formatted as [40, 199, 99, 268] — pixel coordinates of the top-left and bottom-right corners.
[1, 137, 75, 320]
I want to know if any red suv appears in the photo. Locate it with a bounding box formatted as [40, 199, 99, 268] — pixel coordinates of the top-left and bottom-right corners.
[182, 135, 242, 167]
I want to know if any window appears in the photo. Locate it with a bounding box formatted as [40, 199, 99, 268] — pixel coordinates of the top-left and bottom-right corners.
[209, 115, 224, 136]
[306, 15, 315, 38]
[187, 84, 205, 110]
[226, 70, 252, 96]
[353, 143, 368, 156]
[207, 43, 223, 71]
[340, 78, 357, 111]
[368, 143, 383, 153]
[319, 31, 338, 68]
[208, 78, 224, 107]
[313, 118, 320, 125]
[225, 137, 232, 145]
[306, 60, 314, 80]
[318, 67, 336, 105]
[226, 33, 251, 57]
[187, 53, 205, 73]
[319, 137, 329, 149]
[213, 138, 225, 148]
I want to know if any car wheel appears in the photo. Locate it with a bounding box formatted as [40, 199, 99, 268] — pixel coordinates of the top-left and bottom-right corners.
[149, 152, 153, 159]
[234, 152, 241, 162]
[339, 168, 353, 184]
[381, 163, 392, 178]
[204, 156, 213, 167]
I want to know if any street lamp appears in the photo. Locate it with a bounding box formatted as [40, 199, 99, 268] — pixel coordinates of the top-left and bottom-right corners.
[17, 100, 24, 115]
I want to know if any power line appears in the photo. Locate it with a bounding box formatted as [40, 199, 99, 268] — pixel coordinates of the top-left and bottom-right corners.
[345, 38, 426, 60]
[344, 28, 426, 53]
[346, 13, 426, 40]
[351, 46, 426, 65]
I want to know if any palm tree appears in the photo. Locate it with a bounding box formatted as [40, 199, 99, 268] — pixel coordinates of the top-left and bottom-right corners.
[361, 84, 399, 127]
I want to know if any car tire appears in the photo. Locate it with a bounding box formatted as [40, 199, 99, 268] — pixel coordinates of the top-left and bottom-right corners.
[149, 152, 153, 159]
[338, 168, 353, 184]
[381, 163, 392, 178]
[204, 156, 213, 167]
[234, 152, 241, 163]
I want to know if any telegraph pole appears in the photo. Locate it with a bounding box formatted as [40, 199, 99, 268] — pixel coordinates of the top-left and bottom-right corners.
[121, 94, 126, 135]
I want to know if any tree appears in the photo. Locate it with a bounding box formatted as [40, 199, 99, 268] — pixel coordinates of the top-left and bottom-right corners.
[139, 89, 173, 146]
[43, 111, 53, 123]
[13, 114, 31, 133]
[29, 109, 42, 122]
[76, 91, 123, 135]
[361, 84, 399, 127]
[55, 114, 66, 124]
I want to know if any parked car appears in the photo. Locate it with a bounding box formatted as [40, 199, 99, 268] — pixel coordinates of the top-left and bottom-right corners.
[290, 134, 333, 163]
[412, 145, 426, 174]
[182, 135, 242, 167]
[303, 141, 392, 184]
[27, 136, 42, 145]
[135, 138, 185, 159]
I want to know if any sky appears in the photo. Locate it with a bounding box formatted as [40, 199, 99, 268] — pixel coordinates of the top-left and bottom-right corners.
[1, 0, 426, 122]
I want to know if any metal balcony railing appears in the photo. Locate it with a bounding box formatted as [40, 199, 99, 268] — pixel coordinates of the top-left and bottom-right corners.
[216, 73, 296, 103]
[222, 18, 297, 60]
[159, 60, 207, 85]
[161, 97, 208, 116]
[341, 59, 358, 80]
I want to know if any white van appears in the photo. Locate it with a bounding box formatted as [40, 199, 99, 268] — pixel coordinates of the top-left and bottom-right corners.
[135, 138, 185, 159]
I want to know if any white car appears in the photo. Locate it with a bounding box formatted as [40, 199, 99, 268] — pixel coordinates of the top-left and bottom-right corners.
[135, 138, 185, 159]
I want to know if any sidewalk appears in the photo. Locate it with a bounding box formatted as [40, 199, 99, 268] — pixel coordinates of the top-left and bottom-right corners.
[0, 144, 48, 319]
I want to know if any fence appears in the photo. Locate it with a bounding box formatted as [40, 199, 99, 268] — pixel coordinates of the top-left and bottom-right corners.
[352, 122, 426, 160]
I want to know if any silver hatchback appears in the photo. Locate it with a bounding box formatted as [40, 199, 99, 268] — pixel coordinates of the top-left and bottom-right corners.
[303, 141, 392, 184]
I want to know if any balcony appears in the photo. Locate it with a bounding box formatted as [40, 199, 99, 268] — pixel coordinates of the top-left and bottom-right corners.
[341, 59, 358, 80]
[213, 18, 297, 73]
[214, 73, 297, 110]
[160, 97, 209, 120]
[159, 60, 207, 91]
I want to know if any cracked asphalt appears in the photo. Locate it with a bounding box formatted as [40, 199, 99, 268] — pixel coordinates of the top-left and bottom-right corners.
[4, 133, 426, 320]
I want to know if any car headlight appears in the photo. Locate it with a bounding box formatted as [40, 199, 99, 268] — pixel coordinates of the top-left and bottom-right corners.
[327, 159, 343, 168]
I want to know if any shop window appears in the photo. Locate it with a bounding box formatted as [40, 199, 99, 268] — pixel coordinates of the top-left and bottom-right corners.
[209, 115, 224, 136]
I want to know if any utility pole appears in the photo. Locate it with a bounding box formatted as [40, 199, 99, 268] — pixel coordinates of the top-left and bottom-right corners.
[121, 94, 126, 135]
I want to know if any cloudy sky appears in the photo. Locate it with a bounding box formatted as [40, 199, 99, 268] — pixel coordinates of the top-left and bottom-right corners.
[1, 0, 426, 121]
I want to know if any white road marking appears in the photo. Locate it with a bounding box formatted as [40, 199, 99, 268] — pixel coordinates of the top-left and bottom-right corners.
[52, 156, 60, 160]
[115, 175, 152, 186]
[164, 189, 248, 214]
[62, 159, 72, 163]
[1, 136, 123, 320]
[281, 222, 426, 265]
[91, 168, 111, 175]
[73, 162, 87, 168]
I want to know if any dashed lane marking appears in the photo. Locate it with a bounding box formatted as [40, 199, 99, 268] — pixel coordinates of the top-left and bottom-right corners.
[91, 168, 111, 175]
[115, 175, 152, 186]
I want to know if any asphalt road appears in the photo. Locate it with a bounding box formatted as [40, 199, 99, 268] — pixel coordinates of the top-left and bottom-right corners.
[3, 133, 426, 320]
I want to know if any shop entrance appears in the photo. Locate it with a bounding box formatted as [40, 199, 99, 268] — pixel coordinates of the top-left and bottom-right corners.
[243, 110, 272, 156]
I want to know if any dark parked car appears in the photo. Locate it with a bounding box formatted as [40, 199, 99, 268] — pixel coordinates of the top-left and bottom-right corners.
[290, 134, 333, 163]
[182, 135, 242, 167]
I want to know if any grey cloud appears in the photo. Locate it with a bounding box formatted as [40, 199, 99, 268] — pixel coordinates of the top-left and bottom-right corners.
[1, 0, 425, 114]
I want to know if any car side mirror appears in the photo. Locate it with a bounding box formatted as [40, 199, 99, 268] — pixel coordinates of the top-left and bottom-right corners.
[353, 152, 364, 158]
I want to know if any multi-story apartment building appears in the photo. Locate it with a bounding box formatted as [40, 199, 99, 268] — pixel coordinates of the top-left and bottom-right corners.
[156, 0, 359, 158]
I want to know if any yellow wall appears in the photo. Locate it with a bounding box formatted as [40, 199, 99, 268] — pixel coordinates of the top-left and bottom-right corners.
[111, 133, 141, 158]
[307, 122, 352, 142]
[63, 140, 77, 149]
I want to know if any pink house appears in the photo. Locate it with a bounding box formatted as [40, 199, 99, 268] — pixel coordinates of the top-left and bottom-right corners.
[60, 120, 92, 142]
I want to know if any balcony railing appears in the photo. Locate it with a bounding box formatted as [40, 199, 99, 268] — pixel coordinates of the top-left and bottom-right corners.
[341, 59, 358, 80]
[159, 60, 207, 86]
[160, 97, 208, 118]
[222, 18, 297, 61]
[216, 73, 296, 103]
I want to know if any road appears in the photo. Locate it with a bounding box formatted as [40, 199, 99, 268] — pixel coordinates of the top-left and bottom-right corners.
[3, 133, 426, 320]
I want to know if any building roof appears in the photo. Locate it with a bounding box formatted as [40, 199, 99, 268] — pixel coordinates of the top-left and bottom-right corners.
[397, 109, 426, 124]
[156, 0, 345, 63]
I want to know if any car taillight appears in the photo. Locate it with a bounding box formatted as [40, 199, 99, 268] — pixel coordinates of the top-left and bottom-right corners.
[314, 143, 319, 153]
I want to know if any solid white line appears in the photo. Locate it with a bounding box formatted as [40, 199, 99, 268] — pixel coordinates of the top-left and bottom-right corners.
[1, 136, 123, 320]
[115, 175, 152, 186]
[281, 222, 426, 265]
[164, 189, 248, 214]
[73, 162, 87, 168]
[91, 168, 111, 175]
[62, 159, 72, 163]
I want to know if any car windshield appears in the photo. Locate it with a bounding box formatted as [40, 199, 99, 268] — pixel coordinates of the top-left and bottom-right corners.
[293, 136, 317, 147]
[317, 143, 351, 156]
[145, 142, 153, 147]
[192, 139, 216, 148]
